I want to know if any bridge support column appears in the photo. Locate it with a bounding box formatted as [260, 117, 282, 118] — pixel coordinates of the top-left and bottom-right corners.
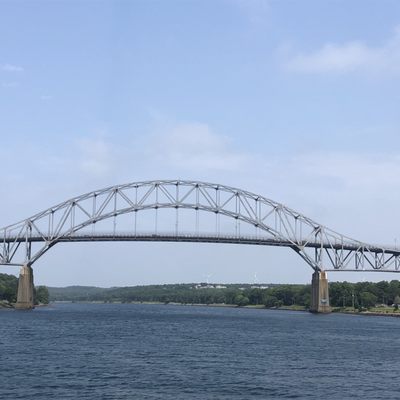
[310, 270, 331, 313]
[15, 265, 34, 310]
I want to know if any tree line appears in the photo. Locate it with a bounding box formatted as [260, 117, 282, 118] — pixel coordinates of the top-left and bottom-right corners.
[49, 280, 400, 309]
[3, 272, 400, 309]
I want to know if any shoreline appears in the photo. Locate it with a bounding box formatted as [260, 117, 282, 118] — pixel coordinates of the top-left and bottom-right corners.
[51, 301, 400, 317]
[0, 302, 50, 310]
[335, 310, 400, 318]
[4, 300, 400, 318]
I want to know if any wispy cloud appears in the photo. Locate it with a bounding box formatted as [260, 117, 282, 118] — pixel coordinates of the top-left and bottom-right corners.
[150, 122, 250, 172]
[231, 0, 270, 25]
[296, 152, 400, 188]
[1, 63, 24, 72]
[77, 137, 114, 177]
[1, 81, 19, 88]
[285, 26, 400, 75]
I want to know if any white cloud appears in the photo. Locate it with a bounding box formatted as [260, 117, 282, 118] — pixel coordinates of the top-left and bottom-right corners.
[1, 63, 24, 72]
[77, 137, 114, 177]
[151, 122, 249, 172]
[1, 81, 19, 88]
[297, 153, 400, 187]
[233, 0, 270, 25]
[257, 151, 400, 243]
[285, 26, 400, 75]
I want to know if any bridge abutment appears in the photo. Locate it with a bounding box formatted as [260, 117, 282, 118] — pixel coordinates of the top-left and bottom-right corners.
[15, 265, 34, 310]
[310, 270, 331, 313]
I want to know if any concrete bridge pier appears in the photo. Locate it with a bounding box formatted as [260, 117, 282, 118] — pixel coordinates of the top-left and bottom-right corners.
[15, 265, 34, 310]
[310, 270, 331, 313]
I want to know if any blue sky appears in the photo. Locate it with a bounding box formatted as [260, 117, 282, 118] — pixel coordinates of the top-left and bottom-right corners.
[1, 0, 400, 286]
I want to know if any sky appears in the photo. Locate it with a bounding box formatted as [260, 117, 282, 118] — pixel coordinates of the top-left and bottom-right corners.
[1, 0, 400, 286]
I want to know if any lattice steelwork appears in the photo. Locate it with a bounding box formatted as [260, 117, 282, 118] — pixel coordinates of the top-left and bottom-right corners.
[0, 179, 399, 272]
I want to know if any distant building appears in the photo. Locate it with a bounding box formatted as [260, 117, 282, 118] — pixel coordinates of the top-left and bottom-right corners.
[193, 283, 227, 290]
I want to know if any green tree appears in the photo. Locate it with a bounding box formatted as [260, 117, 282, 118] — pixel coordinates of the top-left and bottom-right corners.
[273, 286, 295, 306]
[234, 294, 249, 307]
[225, 289, 239, 305]
[388, 280, 400, 304]
[264, 295, 279, 308]
[248, 288, 264, 305]
[376, 281, 390, 305]
[35, 286, 49, 305]
[359, 291, 377, 308]
[330, 282, 354, 307]
[0, 273, 18, 303]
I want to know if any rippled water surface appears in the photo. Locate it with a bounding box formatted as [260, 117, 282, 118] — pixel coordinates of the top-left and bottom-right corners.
[1, 303, 400, 399]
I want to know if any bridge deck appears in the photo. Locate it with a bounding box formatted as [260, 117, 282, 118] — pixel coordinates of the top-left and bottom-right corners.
[1, 233, 399, 255]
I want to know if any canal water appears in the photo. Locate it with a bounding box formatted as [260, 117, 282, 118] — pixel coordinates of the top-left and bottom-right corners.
[0, 303, 399, 399]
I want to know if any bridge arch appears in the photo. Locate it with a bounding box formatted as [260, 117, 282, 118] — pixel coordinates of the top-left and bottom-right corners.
[0, 179, 399, 273]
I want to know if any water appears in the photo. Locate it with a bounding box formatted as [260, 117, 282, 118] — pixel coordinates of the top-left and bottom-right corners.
[1, 304, 399, 399]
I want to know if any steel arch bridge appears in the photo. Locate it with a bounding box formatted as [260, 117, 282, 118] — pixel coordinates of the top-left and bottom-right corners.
[1, 180, 399, 273]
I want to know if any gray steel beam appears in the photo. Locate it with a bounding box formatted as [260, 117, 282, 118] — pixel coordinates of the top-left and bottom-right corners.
[0, 179, 397, 272]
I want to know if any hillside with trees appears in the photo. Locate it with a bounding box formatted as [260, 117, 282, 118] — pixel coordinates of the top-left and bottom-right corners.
[48, 280, 400, 310]
[4, 272, 400, 311]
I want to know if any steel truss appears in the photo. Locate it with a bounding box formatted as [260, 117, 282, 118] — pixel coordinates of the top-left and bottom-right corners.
[0, 180, 398, 272]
